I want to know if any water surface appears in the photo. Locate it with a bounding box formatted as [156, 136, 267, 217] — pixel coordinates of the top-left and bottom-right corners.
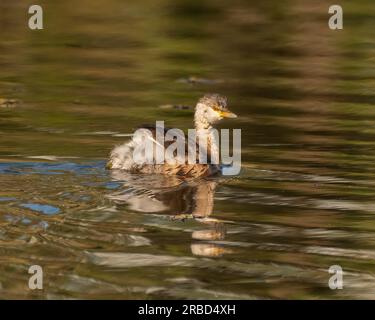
[0, 0, 375, 299]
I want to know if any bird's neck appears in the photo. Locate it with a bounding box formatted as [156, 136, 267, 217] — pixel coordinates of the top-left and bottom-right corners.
[194, 112, 214, 139]
[194, 117, 211, 131]
[194, 114, 219, 164]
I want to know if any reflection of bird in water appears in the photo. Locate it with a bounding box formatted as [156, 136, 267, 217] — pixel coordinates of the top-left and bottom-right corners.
[107, 171, 230, 257]
[107, 94, 237, 177]
[108, 170, 216, 217]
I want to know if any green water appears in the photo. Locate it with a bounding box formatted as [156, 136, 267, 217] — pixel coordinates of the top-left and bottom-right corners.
[0, 0, 374, 299]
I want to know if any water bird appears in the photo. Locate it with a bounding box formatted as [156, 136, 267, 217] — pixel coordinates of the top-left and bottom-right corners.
[107, 94, 237, 177]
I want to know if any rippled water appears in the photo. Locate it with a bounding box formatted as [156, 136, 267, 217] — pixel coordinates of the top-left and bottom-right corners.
[0, 0, 375, 299]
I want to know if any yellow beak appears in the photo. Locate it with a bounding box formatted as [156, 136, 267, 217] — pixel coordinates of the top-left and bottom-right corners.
[218, 110, 237, 118]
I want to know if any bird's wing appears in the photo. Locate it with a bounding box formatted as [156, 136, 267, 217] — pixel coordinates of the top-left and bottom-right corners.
[136, 124, 214, 164]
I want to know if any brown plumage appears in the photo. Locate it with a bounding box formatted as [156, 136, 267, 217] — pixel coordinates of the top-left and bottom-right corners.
[130, 124, 219, 177]
[107, 94, 237, 178]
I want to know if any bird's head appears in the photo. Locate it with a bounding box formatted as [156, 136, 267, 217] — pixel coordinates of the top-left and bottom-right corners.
[195, 94, 237, 128]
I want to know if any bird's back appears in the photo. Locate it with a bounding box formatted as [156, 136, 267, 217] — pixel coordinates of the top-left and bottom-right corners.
[107, 124, 220, 178]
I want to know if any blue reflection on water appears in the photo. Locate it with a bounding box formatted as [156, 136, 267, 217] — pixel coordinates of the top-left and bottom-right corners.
[20, 203, 60, 215]
[104, 182, 121, 190]
[0, 161, 107, 176]
[1, 160, 109, 216]
[0, 197, 17, 202]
